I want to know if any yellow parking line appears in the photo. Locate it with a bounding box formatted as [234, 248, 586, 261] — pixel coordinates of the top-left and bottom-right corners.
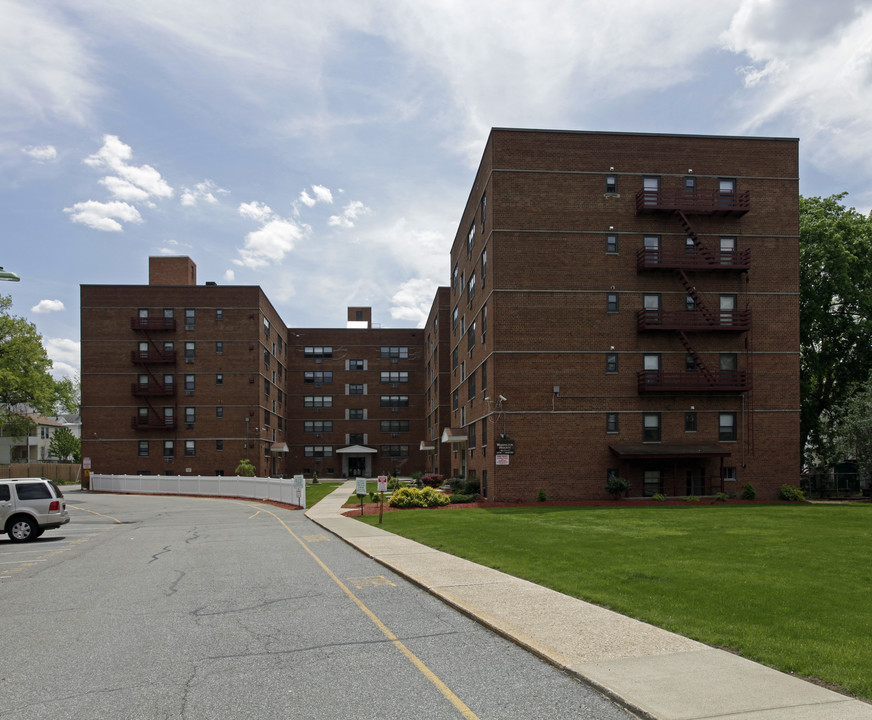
[67, 505, 122, 523]
[240, 502, 480, 720]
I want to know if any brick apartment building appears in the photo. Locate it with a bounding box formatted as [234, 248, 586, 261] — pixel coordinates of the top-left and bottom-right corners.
[80, 129, 800, 500]
[444, 128, 800, 500]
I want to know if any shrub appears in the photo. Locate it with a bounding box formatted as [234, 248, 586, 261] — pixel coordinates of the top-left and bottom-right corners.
[461, 477, 481, 495]
[388, 486, 450, 508]
[235, 459, 256, 477]
[369, 491, 381, 503]
[779, 484, 806, 502]
[387, 476, 402, 490]
[411, 471, 423, 482]
[421, 473, 445, 488]
[684, 495, 700, 502]
[715, 492, 728, 502]
[450, 493, 477, 504]
[741, 482, 756, 500]
[606, 475, 629, 499]
[537, 489, 547, 502]
[652, 493, 667, 502]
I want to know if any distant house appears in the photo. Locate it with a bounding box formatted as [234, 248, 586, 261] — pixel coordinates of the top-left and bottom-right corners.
[0, 413, 66, 463]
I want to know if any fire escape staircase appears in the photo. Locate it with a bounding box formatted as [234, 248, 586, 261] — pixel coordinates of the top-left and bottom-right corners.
[131, 317, 177, 429]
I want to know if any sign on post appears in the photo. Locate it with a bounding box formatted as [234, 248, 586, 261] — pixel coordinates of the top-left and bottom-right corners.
[356, 477, 368, 496]
[377, 475, 388, 492]
[294, 474, 306, 509]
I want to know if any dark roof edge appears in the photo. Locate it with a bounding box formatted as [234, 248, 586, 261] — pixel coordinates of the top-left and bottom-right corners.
[490, 127, 800, 143]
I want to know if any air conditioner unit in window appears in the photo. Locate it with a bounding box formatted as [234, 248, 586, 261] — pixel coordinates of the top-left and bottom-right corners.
[185, 390, 194, 396]
[164, 456, 173, 462]
[391, 433, 398, 438]
[392, 358, 398, 364]
[186, 424, 194, 430]
[392, 408, 398, 413]
[315, 358, 322, 364]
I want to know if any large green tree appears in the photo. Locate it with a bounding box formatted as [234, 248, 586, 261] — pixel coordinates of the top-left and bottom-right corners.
[800, 194, 872, 468]
[49, 427, 80, 462]
[0, 295, 76, 429]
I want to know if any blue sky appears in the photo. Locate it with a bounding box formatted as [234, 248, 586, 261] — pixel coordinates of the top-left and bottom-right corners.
[2, 0, 872, 378]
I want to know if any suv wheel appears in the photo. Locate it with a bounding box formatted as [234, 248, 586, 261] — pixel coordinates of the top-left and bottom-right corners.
[8, 516, 37, 543]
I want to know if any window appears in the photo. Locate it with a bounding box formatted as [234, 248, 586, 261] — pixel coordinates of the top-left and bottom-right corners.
[216, 406, 223, 418]
[305, 421, 333, 433]
[606, 234, 618, 253]
[643, 470, 662, 497]
[685, 412, 697, 432]
[381, 420, 410, 433]
[481, 417, 487, 447]
[468, 370, 476, 400]
[605, 175, 617, 193]
[643, 413, 661, 442]
[216, 308, 223, 321]
[163, 440, 174, 458]
[607, 293, 619, 312]
[138, 440, 149, 457]
[138, 308, 149, 319]
[468, 321, 476, 352]
[482, 304, 487, 335]
[452, 389, 459, 411]
[467, 223, 475, 258]
[355, 310, 363, 321]
[349, 359, 364, 370]
[216, 373, 223, 386]
[719, 178, 736, 202]
[606, 353, 618, 373]
[686, 236, 697, 254]
[216, 341, 223, 354]
[467, 272, 476, 306]
[720, 237, 736, 264]
[606, 413, 619, 433]
[643, 354, 660, 373]
[304, 445, 333, 458]
[348, 384, 364, 395]
[481, 193, 487, 225]
[380, 445, 409, 458]
[380, 371, 409, 384]
[720, 353, 738, 382]
[723, 466, 737, 481]
[686, 294, 696, 311]
[263, 317, 270, 337]
[685, 176, 696, 195]
[643, 294, 660, 312]
[380, 395, 409, 408]
[642, 176, 660, 205]
[216, 440, 223, 451]
[452, 347, 458, 370]
[349, 408, 364, 420]
[349, 433, 365, 445]
[185, 407, 195, 425]
[452, 306, 459, 333]
[720, 294, 737, 325]
[264, 348, 270, 367]
[685, 354, 697, 372]
[719, 412, 737, 441]
[163, 308, 174, 319]
[185, 374, 195, 391]
[304, 395, 333, 408]
[304, 346, 333, 359]
[481, 249, 487, 282]
[263, 410, 270, 427]
[304, 371, 333, 384]
[452, 264, 458, 294]
[468, 423, 477, 449]
[643, 235, 660, 263]
[481, 359, 487, 391]
[184, 308, 195, 329]
[185, 342, 195, 363]
[380, 346, 409, 359]
[185, 440, 195, 457]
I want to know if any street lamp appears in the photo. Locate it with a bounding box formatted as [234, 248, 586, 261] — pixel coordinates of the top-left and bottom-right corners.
[0, 267, 20, 282]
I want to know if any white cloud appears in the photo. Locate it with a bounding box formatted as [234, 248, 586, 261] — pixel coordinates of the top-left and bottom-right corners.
[223, 269, 235, 282]
[238, 200, 275, 223]
[21, 144, 57, 161]
[234, 218, 308, 269]
[328, 200, 371, 228]
[63, 200, 143, 232]
[99, 175, 153, 203]
[181, 179, 228, 207]
[45, 337, 80, 378]
[390, 277, 439, 327]
[84, 135, 173, 200]
[31, 299, 65, 314]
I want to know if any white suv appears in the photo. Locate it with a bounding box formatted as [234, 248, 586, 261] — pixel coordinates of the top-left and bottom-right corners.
[0, 479, 70, 542]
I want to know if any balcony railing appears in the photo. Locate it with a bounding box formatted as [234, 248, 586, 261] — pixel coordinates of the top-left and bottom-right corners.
[131, 382, 176, 397]
[131, 416, 177, 430]
[636, 248, 751, 272]
[635, 188, 751, 216]
[131, 317, 176, 331]
[131, 350, 177, 364]
[637, 370, 751, 393]
[636, 309, 752, 332]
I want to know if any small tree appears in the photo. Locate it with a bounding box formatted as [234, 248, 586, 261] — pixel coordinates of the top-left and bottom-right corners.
[49, 427, 80, 462]
[235, 459, 256, 477]
[606, 475, 629, 500]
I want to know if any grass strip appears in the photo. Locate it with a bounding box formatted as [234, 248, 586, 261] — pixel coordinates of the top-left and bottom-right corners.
[359, 504, 872, 700]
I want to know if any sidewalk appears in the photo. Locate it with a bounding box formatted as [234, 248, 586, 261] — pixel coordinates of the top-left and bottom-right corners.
[307, 482, 872, 720]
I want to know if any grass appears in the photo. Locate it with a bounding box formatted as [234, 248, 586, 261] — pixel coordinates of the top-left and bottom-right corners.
[358, 504, 872, 700]
[304, 481, 342, 506]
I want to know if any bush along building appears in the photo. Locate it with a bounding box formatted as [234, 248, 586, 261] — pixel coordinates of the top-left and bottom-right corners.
[80, 128, 800, 500]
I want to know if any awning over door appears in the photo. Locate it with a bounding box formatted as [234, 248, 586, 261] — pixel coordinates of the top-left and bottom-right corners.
[441, 428, 467, 444]
[336, 445, 378, 454]
[609, 443, 731, 460]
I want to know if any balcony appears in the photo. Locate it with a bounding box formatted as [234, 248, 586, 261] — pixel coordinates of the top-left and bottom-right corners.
[131, 350, 176, 364]
[131, 382, 176, 397]
[131, 317, 176, 331]
[635, 188, 750, 216]
[636, 248, 751, 272]
[636, 309, 752, 332]
[131, 416, 177, 430]
[637, 370, 751, 393]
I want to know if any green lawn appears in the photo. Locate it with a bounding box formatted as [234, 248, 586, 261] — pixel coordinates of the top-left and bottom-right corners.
[359, 504, 872, 700]
[304, 481, 342, 506]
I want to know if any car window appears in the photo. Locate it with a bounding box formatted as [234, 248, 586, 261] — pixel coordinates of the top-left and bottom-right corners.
[49, 481, 64, 498]
[15, 483, 52, 500]
[0, 484, 9, 502]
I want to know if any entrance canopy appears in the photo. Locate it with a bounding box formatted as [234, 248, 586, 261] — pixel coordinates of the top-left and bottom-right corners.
[609, 443, 730, 460]
[336, 445, 377, 454]
[441, 428, 467, 444]
[270, 442, 289, 453]
[419, 441, 435, 451]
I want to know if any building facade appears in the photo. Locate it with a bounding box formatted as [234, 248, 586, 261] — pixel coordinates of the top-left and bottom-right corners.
[80, 129, 800, 500]
[444, 128, 800, 500]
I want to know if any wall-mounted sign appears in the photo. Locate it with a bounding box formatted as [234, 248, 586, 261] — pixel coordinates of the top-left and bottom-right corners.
[495, 439, 515, 455]
[496, 454, 510, 466]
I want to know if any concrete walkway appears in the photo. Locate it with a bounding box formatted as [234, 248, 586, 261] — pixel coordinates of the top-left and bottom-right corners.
[307, 481, 872, 720]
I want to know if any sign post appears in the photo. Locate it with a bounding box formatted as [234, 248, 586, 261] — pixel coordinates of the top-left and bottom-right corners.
[294, 474, 305, 509]
[377, 475, 388, 524]
[356, 476, 368, 516]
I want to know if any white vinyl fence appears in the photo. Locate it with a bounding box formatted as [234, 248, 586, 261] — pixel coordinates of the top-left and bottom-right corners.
[90, 473, 305, 508]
